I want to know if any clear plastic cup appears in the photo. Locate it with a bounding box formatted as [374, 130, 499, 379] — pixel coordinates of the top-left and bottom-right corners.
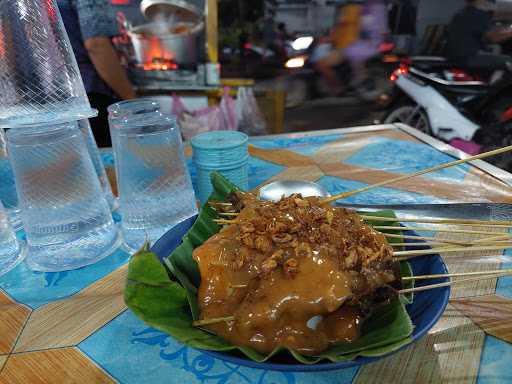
[0, 200, 25, 277]
[109, 100, 197, 252]
[6, 122, 120, 272]
[0, 128, 22, 230]
[78, 120, 117, 211]
[0, 0, 97, 127]
[108, 98, 161, 189]
[107, 98, 160, 120]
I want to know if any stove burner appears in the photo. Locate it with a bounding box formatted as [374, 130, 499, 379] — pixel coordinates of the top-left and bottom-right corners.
[139, 58, 179, 71]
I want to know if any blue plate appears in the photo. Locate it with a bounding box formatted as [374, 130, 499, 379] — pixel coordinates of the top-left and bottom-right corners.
[152, 215, 450, 372]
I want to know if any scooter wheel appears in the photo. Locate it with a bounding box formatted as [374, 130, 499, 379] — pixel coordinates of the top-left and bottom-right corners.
[384, 104, 432, 136]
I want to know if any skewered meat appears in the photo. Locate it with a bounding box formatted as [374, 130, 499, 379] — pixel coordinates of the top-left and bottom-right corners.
[193, 192, 400, 355]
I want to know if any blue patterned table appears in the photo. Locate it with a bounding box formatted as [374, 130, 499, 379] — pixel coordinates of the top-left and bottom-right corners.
[1, 124, 512, 384]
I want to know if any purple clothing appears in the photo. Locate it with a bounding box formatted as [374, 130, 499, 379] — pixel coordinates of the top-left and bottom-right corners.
[345, 0, 388, 64]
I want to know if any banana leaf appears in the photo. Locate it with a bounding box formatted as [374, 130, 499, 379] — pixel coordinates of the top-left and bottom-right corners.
[124, 172, 415, 364]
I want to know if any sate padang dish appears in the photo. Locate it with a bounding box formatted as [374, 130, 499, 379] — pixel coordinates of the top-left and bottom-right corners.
[193, 192, 401, 355]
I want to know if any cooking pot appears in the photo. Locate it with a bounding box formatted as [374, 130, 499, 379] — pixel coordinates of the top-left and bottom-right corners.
[128, 0, 204, 66]
[128, 21, 204, 66]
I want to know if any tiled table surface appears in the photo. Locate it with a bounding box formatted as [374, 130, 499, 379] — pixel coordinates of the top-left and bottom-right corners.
[1, 124, 512, 384]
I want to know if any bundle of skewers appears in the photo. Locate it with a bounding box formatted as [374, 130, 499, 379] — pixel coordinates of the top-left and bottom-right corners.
[210, 144, 512, 297]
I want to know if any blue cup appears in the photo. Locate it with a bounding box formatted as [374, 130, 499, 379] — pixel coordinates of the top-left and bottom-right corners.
[191, 131, 249, 204]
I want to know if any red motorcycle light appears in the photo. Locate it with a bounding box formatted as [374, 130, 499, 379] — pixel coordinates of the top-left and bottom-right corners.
[501, 107, 512, 122]
[390, 65, 409, 81]
[446, 69, 475, 82]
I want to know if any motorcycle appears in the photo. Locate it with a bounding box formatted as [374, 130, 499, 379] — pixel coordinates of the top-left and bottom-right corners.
[383, 56, 512, 157]
[284, 40, 397, 107]
[221, 35, 314, 79]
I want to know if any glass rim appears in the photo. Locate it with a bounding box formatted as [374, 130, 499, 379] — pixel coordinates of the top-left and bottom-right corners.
[107, 98, 162, 116]
[110, 110, 177, 131]
[0, 108, 98, 129]
[6, 121, 80, 145]
[191, 131, 249, 150]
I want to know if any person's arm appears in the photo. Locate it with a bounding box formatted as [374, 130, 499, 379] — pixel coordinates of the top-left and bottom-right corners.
[74, 0, 136, 100]
[84, 37, 136, 100]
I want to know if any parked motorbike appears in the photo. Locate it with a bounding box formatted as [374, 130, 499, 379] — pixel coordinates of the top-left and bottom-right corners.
[383, 56, 512, 170]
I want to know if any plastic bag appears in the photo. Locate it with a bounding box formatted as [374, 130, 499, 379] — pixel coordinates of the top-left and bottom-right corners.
[236, 87, 267, 136]
[172, 89, 238, 141]
[219, 87, 238, 131]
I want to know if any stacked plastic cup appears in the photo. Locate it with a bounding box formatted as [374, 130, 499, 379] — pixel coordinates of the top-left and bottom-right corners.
[7, 122, 120, 272]
[0, 0, 121, 272]
[191, 131, 249, 204]
[0, 200, 25, 277]
[0, 0, 97, 127]
[109, 99, 197, 252]
[78, 120, 117, 210]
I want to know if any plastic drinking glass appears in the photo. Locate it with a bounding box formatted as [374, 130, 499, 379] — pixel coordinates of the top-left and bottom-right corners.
[109, 100, 197, 252]
[78, 120, 117, 210]
[108, 98, 161, 187]
[6, 122, 120, 272]
[0, 0, 96, 127]
[107, 98, 160, 120]
[0, 128, 22, 230]
[0, 200, 25, 277]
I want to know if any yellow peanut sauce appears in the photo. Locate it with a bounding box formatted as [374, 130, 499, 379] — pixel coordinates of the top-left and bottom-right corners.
[193, 193, 399, 355]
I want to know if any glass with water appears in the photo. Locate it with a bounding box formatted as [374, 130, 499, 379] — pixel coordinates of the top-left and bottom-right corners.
[0, 128, 21, 230]
[78, 120, 116, 210]
[6, 122, 120, 272]
[109, 100, 197, 252]
[0, 200, 25, 277]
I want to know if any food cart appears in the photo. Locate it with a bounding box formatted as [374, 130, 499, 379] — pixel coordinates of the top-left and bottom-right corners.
[120, 0, 284, 134]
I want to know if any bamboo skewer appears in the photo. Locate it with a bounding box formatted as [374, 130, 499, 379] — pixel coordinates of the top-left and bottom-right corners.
[218, 212, 240, 217]
[473, 234, 512, 244]
[322, 145, 512, 203]
[215, 219, 511, 237]
[391, 239, 512, 248]
[360, 215, 512, 227]
[402, 269, 512, 281]
[214, 220, 487, 247]
[390, 242, 454, 247]
[210, 202, 234, 206]
[374, 225, 512, 237]
[218, 213, 512, 228]
[193, 316, 235, 327]
[382, 233, 470, 245]
[394, 243, 512, 259]
[215, 219, 238, 225]
[399, 272, 512, 294]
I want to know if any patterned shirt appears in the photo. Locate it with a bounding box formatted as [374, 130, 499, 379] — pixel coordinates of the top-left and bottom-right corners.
[57, 0, 143, 96]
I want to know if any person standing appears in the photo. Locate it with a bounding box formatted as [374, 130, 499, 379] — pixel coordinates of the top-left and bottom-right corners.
[57, 0, 138, 147]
